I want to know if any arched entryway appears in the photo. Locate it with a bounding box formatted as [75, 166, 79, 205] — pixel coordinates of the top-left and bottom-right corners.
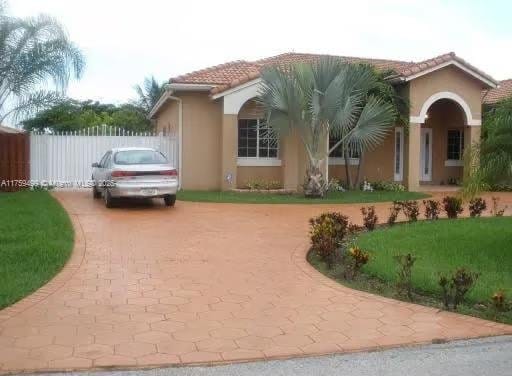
[419, 98, 466, 185]
[408, 91, 481, 190]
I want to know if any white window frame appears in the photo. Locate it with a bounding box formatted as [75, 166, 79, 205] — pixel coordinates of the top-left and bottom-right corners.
[420, 128, 433, 182]
[237, 118, 281, 167]
[328, 157, 360, 166]
[328, 134, 360, 165]
[394, 127, 404, 181]
[445, 128, 464, 167]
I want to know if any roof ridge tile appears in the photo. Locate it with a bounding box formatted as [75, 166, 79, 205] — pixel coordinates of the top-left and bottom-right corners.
[169, 51, 499, 96]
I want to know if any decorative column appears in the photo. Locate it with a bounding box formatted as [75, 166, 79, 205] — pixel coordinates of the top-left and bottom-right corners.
[221, 114, 238, 191]
[407, 122, 421, 191]
[464, 125, 481, 177]
[465, 125, 481, 150]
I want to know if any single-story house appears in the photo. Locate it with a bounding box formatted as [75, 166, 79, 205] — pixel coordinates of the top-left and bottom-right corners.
[149, 52, 510, 191]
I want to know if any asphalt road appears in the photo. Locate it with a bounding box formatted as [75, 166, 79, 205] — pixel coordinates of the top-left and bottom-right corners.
[34, 336, 512, 376]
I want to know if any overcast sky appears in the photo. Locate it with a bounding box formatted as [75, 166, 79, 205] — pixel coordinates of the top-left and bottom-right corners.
[9, 0, 512, 104]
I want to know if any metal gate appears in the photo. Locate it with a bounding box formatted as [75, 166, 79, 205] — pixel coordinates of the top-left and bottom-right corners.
[30, 126, 178, 188]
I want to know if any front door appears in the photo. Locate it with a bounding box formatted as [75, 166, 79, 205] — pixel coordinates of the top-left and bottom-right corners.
[420, 128, 432, 182]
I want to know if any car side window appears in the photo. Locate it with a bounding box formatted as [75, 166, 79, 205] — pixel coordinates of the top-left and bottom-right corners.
[98, 152, 109, 168]
[100, 152, 111, 168]
[104, 152, 112, 168]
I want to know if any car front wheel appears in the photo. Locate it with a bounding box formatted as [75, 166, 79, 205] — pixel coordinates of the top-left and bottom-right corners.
[164, 194, 176, 207]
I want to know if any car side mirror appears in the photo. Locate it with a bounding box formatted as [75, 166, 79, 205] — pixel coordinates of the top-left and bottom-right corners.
[92, 162, 100, 168]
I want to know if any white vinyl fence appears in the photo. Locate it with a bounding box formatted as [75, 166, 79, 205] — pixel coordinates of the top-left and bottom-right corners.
[30, 126, 178, 188]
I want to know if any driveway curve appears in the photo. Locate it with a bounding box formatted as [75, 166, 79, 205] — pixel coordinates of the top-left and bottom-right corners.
[0, 191, 511, 373]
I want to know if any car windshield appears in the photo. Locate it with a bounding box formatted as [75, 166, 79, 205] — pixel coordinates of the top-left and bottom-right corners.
[114, 150, 168, 165]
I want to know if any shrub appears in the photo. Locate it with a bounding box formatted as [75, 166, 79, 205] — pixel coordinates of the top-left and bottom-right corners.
[438, 268, 479, 310]
[361, 206, 378, 231]
[310, 218, 337, 268]
[348, 223, 363, 234]
[399, 200, 420, 222]
[310, 212, 349, 244]
[423, 199, 440, 220]
[371, 181, 406, 192]
[491, 196, 506, 217]
[387, 202, 401, 226]
[361, 180, 373, 192]
[442, 196, 463, 218]
[343, 246, 370, 280]
[452, 268, 479, 309]
[394, 253, 417, 300]
[491, 290, 507, 313]
[309, 212, 349, 268]
[438, 275, 451, 310]
[327, 178, 345, 192]
[489, 183, 512, 192]
[468, 197, 487, 217]
[244, 179, 282, 190]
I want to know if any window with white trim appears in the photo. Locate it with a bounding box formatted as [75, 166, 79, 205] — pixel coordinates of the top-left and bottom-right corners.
[447, 129, 464, 160]
[237, 119, 278, 158]
[329, 136, 360, 159]
[394, 128, 404, 181]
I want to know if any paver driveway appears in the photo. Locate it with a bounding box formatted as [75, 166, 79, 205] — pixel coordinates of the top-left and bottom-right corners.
[0, 191, 511, 373]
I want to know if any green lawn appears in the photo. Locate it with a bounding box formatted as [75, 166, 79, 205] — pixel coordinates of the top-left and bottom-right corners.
[356, 217, 512, 303]
[177, 190, 429, 204]
[0, 190, 74, 309]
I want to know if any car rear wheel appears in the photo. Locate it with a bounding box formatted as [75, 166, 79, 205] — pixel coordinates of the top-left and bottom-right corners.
[104, 188, 115, 208]
[164, 194, 176, 207]
[92, 184, 101, 199]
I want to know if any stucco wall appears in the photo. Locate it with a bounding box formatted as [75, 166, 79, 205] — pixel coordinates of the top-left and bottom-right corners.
[329, 129, 397, 184]
[155, 99, 179, 136]
[409, 65, 485, 122]
[236, 167, 283, 188]
[156, 92, 223, 190]
[152, 65, 486, 192]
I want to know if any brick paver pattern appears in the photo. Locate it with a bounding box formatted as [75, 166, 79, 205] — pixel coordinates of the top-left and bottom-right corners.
[0, 192, 511, 372]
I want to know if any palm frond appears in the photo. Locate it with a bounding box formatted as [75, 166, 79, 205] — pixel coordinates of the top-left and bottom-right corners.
[259, 57, 399, 174]
[0, 10, 84, 123]
[333, 96, 395, 154]
[0, 90, 62, 123]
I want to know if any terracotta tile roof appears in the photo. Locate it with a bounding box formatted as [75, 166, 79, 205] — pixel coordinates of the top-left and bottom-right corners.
[483, 79, 512, 104]
[169, 52, 498, 96]
[170, 60, 262, 86]
[398, 52, 497, 85]
[256, 52, 412, 72]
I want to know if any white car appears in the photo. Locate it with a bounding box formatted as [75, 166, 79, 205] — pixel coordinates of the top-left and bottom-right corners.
[91, 147, 178, 208]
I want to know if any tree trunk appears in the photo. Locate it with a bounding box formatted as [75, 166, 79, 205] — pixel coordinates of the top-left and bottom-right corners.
[303, 158, 327, 198]
[344, 149, 353, 189]
[354, 151, 365, 189]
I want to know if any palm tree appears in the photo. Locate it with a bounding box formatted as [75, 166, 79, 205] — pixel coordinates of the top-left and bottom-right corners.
[133, 76, 165, 114]
[348, 69, 409, 188]
[0, 2, 85, 124]
[463, 97, 512, 197]
[259, 57, 396, 197]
